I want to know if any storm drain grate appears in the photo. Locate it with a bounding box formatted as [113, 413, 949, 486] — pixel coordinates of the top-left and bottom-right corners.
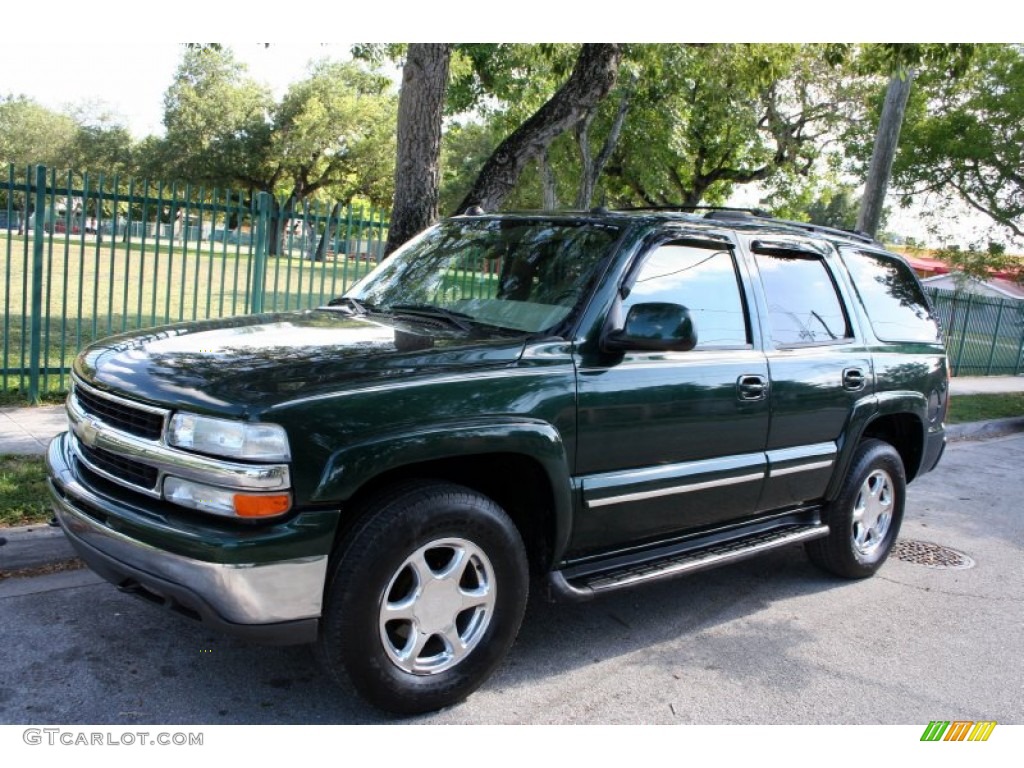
[892, 539, 975, 570]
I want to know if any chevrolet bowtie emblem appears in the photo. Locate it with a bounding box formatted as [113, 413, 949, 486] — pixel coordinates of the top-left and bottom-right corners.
[80, 417, 101, 448]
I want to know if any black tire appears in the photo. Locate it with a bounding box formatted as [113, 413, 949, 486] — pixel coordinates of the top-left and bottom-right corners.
[316, 481, 528, 715]
[806, 439, 906, 579]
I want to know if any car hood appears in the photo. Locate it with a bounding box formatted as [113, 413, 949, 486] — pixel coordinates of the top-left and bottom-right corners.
[73, 310, 529, 417]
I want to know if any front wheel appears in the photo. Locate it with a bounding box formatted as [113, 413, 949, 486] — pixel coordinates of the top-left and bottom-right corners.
[806, 439, 906, 579]
[316, 481, 528, 715]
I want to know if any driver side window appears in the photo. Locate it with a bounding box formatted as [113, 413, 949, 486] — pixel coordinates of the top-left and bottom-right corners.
[625, 243, 750, 349]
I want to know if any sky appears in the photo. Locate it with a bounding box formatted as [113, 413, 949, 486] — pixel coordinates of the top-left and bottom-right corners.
[1, 5, 1016, 248]
[0, 43, 355, 140]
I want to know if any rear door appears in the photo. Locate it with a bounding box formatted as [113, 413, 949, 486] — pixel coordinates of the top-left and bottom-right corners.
[746, 237, 874, 511]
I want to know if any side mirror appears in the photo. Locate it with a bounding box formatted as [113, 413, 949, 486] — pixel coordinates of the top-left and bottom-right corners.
[603, 302, 697, 353]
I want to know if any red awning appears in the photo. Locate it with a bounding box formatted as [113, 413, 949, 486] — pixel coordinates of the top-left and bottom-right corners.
[901, 254, 950, 274]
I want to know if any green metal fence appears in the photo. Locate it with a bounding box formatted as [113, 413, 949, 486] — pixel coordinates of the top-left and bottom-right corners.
[2, 164, 389, 402]
[3, 162, 1021, 402]
[924, 286, 1024, 377]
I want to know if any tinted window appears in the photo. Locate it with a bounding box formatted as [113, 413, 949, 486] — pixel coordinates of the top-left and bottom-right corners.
[755, 253, 850, 346]
[840, 248, 941, 342]
[625, 244, 749, 348]
[347, 219, 621, 333]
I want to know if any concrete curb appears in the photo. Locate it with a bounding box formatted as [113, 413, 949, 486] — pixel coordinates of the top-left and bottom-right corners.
[0, 522, 77, 574]
[946, 416, 1024, 442]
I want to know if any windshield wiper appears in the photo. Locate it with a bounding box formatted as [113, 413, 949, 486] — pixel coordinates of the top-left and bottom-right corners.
[325, 296, 370, 315]
[389, 303, 475, 333]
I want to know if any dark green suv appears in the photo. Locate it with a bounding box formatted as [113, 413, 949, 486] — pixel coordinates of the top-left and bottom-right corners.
[46, 209, 948, 714]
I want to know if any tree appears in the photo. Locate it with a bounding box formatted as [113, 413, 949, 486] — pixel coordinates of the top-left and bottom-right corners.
[0, 96, 78, 169]
[604, 45, 857, 210]
[856, 71, 914, 236]
[385, 43, 451, 255]
[376, 43, 622, 251]
[456, 43, 622, 213]
[803, 185, 872, 231]
[935, 242, 1017, 287]
[848, 43, 979, 237]
[272, 60, 396, 208]
[161, 46, 274, 189]
[160, 46, 397, 254]
[889, 44, 1024, 239]
[64, 105, 139, 178]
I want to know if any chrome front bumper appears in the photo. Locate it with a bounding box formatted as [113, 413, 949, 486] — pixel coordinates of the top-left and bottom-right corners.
[46, 433, 325, 644]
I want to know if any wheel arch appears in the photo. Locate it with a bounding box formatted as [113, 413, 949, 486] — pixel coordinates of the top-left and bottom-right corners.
[314, 419, 573, 573]
[827, 392, 927, 499]
[860, 412, 926, 482]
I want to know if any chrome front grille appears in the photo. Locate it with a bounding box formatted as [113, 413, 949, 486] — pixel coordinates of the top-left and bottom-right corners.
[66, 378, 291, 501]
[72, 378, 168, 441]
[76, 441, 160, 491]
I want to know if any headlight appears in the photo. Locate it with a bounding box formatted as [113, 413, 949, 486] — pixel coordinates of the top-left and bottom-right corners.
[167, 413, 290, 461]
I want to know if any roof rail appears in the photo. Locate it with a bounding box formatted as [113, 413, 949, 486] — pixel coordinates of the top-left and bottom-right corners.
[762, 217, 879, 246]
[618, 205, 772, 218]
[614, 204, 879, 246]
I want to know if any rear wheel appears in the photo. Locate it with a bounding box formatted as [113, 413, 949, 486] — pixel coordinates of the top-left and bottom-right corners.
[316, 481, 528, 715]
[806, 439, 906, 579]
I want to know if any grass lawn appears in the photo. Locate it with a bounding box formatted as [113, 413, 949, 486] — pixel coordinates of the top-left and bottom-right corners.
[947, 392, 1024, 423]
[1, 231, 379, 395]
[0, 454, 51, 527]
[0, 389, 66, 407]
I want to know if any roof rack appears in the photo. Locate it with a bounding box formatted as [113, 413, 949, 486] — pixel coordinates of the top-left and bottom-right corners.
[761, 217, 879, 246]
[619, 205, 772, 218]
[616, 205, 879, 246]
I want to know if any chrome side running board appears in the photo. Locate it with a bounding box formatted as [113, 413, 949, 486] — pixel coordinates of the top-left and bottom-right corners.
[548, 523, 829, 601]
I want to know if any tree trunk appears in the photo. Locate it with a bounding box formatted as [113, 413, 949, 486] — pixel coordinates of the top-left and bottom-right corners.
[268, 194, 290, 258]
[574, 112, 595, 209]
[456, 44, 622, 214]
[541, 148, 558, 210]
[316, 201, 343, 262]
[385, 43, 452, 255]
[857, 70, 915, 237]
[575, 75, 634, 209]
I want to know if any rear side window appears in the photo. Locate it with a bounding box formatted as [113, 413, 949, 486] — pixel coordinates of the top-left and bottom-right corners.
[755, 253, 851, 346]
[840, 248, 941, 342]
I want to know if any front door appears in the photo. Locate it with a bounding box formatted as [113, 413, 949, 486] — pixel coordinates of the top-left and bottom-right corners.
[571, 238, 769, 559]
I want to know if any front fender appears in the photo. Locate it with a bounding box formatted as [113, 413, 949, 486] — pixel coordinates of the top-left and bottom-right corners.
[312, 417, 574, 561]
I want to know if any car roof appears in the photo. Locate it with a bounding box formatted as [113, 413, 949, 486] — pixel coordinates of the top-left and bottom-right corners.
[451, 207, 883, 251]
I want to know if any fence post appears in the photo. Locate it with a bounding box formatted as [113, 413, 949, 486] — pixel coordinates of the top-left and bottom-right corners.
[1015, 328, 1024, 376]
[953, 292, 974, 377]
[984, 299, 1006, 376]
[27, 165, 47, 404]
[250, 191, 271, 314]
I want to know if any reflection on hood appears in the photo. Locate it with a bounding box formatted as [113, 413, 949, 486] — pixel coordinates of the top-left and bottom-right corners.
[76, 310, 527, 416]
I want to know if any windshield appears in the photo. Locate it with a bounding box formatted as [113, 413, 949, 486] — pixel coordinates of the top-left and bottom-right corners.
[341, 218, 622, 333]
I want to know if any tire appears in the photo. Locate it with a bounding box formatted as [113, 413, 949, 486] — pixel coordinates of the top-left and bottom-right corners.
[806, 439, 906, 579]
[316, 481, 529, 715]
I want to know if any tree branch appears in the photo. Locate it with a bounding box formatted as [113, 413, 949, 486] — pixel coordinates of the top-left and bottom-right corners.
[456, 44, 622, 213]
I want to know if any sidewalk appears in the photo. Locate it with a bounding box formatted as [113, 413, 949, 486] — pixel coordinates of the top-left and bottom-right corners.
[2, 375, 1024, 456]
[0, 405, 67, 455]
